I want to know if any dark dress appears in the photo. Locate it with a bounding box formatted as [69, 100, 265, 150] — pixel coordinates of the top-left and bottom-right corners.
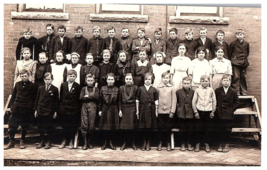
[113, 61, 131, 87]
[131, 60, 152, 87]
[98, 62, 114, 89]
[34, 61, 52, 88]
[119, 85, 139, 129]
[137, 86, 158, 129]
[98, 86, 120, 130]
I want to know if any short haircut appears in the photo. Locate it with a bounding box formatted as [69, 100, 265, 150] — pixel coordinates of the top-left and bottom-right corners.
[107, 26, 116, 33]
[56, 50, 65, 59]
[124, 73, 134, 84]
[182, 76, 192, 83]
[39, 52, 47, 58]
[23, 28, 32, 34]
[68, 69, 77, 76]
[118, 50, 128, 60]
[106, 72, 116, 79]
[199, 27, 207, 32]
[221, 74, 231, 81]
[44, 72, 53, 80]
[200, 75, 210, 82]
[144, 72, 154, 84]
[236, 29, 245, 34]
[154, 51, 166, 63]
[92, 26, 101, 33]
[169, 28, 178, 34]
[138, 49, 147, 55]
[86, 73, 95, 80]
[21, 47, 31, 55]
[103, 49, 111, 56]
[154, 28, 162, 34]
[214, 45, 226, 53]
[19, 69, 29, 75]
[74, 26, 83, 32]
[46, 24, 54, 30]
[121, 28, 129, 32]
[138, 27, 145, 33]
[86, 53, 94, 59]
[216, 30, 225, 36]
[185, 28, 193, 34]
[71, 52, 80, 58]
[196, 46, 207, 57]
[57, 25, 66, 32]
[161, 71, 171, 78]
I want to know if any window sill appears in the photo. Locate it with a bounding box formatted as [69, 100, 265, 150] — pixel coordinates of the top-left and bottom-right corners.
[90, 14, 148, 23]
[11, 11, 69, 20]
[169, 16, 229, 25]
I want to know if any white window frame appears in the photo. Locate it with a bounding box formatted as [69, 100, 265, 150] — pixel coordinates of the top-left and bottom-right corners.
[175, 6, 223, 17]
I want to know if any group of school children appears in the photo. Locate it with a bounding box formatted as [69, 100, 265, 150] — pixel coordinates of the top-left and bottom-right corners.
[6, 23, 250, 153]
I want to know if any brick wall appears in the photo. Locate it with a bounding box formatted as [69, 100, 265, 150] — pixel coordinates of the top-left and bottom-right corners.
[4, 4, 261, 114]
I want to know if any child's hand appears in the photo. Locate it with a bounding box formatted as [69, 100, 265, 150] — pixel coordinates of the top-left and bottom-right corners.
[119, 110, 123, 117]
[99, 111, 102, 117]
[195, 112, 200, 119]
[136, 110, 139, 119]
[50, 59, 54, 63]
[84, 95, 89, 98]
[34, 110, 38, 118]
[169, 113, 174, 118]
[210, 112, 214, 119]
[53, 112, 57, 119]
[66, 54, 71, 60]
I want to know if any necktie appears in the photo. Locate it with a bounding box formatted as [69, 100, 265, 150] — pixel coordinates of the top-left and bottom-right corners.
[46, 85, 48, 91]
[45, 36, 50, 51]
[109, 38, 113, 52]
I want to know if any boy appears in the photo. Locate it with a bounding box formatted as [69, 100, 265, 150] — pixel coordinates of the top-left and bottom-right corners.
[5, 69, 37, 149]
[38, 24, 55, 61]
[80, 53, 99, 87]
[229, 29, 250, 96]
[59, 69, 81, 149]
[103, 27, 122, 64]
[149, 28, 166, 65]
[16, 28, 42, 61]
[211, 30, 230, 60]
[192, 75, 216, 152]
[49, 25, 71, 63]
[181, 28, 198, 60]
[176, 77, 195, 151]
[119, 28, 133, 63]
[98, 49, 114, 89]
[80, 73, 99, 150]
[87, 26, 104, 66]
[195, 27, 213, 60]
[132, 27, 151, 65]
[34, 72, 58, 149]
[165, 28, 182, 65]
[215, 74, 239, 152]
[69, 26, 88, 65]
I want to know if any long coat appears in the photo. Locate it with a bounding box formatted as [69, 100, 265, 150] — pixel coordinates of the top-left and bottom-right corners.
[176, 88, 194, 119]
[215, 86, 239, 120]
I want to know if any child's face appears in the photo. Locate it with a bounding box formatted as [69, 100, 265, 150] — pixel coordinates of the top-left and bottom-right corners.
[23, 50, 31, 60]
[169, 31, 177, 40]
[107, 76, 115, 86]
[215, 49, 224, 59]
[103, 52, 111, 62]
[197, 50, 205, 61]
[68, 74, 77, 83]
[178, 45, 186, 56]
[139, 51, 147, 61]
[108, 29, 115, 38]
[58, 28, 66, 37]
[86, 55, 94, 65]
[23, 32, 32, 39]
[86, 77, 95, 87]
[121, 29, 129, 38]
[56, 52, 64, 62]
[119, 52, 127, 62]
[20, 73, 29, 82]
[93, 30, 100, 37]
[199, 30, 207, 39]
[44, 75, 52, 86]
[46, 26, 54, 36]
[138, 30, 145, 39]
[144, 75, 152, 86]
[216, 33, 225, 41]
[154, 32, 162, 40]
[156, 54, 163, 63]
[200, 78, 209, 88]
[182, 80, 191, 89]
[236, 33, 244, 41]
[222, 78, 230, 87]
[125, 75, 133, 85]
[185, 33, 193, 40]
[39, 53, 48, 64]
[162, 75, 170, 85]
[74, 29, 83, 38]
[71, 55, 79, 64]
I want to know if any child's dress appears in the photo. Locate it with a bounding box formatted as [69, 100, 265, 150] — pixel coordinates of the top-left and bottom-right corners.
[170, 56, 191, 91]
[50, 62, 68, 95]
[152, 63, 171, 89]
[14, 59, 36, 86]
[132, 60, 152, 87]
[65, 63, 82, 84]
[35, 61, 52, 88]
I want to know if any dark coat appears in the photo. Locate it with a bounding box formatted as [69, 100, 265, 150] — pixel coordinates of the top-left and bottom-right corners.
[103, 37, 122, 64]
[16, 36, 42, 61]
[38, 34, 55, 56]
[229, 39, 250, 67]
[98, 62, 114, 89]
[87, 36, 104, 64]
[119, 36, 133, 61]
[69, 36, 88, 65]
[132, 38, 151, 60]
[34, 84, 59, 116]
[114, 62, 131, 87]
[215, 86, 239, 120]
[176, 88, 195, 119]
[34, 61, 52, 88]
[195, 37, 213, 60]
[49, 35, 71, 61]
[181, 39, 198, 60]
[165, 38, 182, 65]
[211, 41, 230, 60]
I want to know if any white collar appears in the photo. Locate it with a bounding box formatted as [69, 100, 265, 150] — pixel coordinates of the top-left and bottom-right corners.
[144, 84, 152, 91]
[216, 57, 225, 62]
[137, 60, 148, 66]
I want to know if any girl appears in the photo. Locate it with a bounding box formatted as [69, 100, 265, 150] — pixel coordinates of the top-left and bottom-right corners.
[113, 50, 131, 87]
[137, 72, 158, 151]
[119, 73, 139, 150]
[99, 73, 119, 150]
[34, 52, 51, 88]
[188, 46, 210, 90]
[151, 51, 171, 89]
[170, 43, 191, 91]
[98, 49, 114, 89]
[64, 52, 82, 84]
[211, 30, 230, 60]
[131, 50, 152, 87]
[209, 46, 232, 90]
[50, 50, 68, 95]
[14, 47, 36, 86]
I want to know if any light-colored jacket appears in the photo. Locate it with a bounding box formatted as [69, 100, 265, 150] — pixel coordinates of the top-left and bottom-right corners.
[192, 86, 216, 113]
[157, 83, 177, 114]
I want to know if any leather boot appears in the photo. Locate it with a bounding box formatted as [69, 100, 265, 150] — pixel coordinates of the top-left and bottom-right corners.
[82, 135, 87, 150]
[59, 139, 66, 149]
[101, 139, 107, 150]
[20, 139, 26, 149]
[205, 143, 211, 153]
[44, 141, 51, 149]
[132, 140, 137, 150]
[180, 142, 186, 151]
[5, 140, 15, 150]
[36, 140, 44, 149]
[194, 143, 200, 152]
[218, 143, 223, 152]
[223, 144, 229, 153]
[121, 140, 126, 150]
[69, 139, 74, 149]
[157, 141, 162, 151]
[146, 140, 151, 151]
[187, 143, 194, 151]
[141, 140, 146, 151]
[109, 140, 116, 150]
[167, 142, 172, 151]
[88, 139, 93, 149]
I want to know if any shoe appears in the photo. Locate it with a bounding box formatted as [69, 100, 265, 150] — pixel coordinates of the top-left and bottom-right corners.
[205, 143, 211, 153]
[167, 142, 172, 151]
[5, 140, 14, 150]
[194, 143, 200, 152]
[59, 139, 66, 149]
[132, 141, 137, 150]
[180, 142, 186, 151]
[82, 135, 87, 150]
[223, 144, 229, 153]
[36, 140, 44, 149]
[146, 140, 151, 151]
[82, 142, 87, 150]
[188, 143, 194, 151]
[218, 143, 223, 152]
[157, 141, 162, 151]
[101, 140, 107, 150]
[141, 140, 146, 151]
[69, 139, 74, 149]
[20, 139, 26, 149]
[44, 141, 51, 149]
[121, 141, 126, 150]
[109, 140, 116, 150]
[88, 140, 93, 149]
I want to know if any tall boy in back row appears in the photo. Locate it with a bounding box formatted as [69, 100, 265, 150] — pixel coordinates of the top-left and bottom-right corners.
[195, 27, 213, 60]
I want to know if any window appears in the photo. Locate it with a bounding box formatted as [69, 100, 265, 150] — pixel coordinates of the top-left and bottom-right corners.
[100, 4, 141, 14]
[23, 4, 64, 12]
[177, 6, 219, 16]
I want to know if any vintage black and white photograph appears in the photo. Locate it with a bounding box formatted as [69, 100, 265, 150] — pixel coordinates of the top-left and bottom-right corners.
[2, 1, 262, 166]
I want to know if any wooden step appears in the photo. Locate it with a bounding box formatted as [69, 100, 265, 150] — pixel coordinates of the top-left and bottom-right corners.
[238, 95, 254, 99]
[232, 128, 261, 133]
[171, 128, 180, 132]
[234, 107, 258, 115]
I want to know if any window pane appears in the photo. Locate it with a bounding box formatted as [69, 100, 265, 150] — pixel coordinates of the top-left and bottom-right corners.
[102, 4, 139, 12]
[45, 4, 63, 9]
[179, 6, 217, 14]
[26, 4, 45, 9]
